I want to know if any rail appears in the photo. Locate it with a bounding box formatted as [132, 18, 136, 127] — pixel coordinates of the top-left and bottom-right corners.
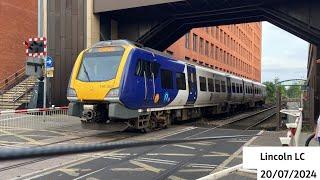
[0, 67, 27, 95]
[220, 106, 276, 130]
[12, 84, 35, 103]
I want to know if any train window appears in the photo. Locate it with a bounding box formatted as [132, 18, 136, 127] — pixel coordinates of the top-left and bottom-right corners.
[208, 78, 214, 92]
[135, 59, 160, 78]
[236, 84, 240, 93]
[176, 72, 186, 90]
[240, 85, 243, 93]
[199, 76, 207, 91]
[215, 80, 221, 92]
[161, 69, 173, 89]
[232, 83, 236, 93]
[221, 81, 226, 92]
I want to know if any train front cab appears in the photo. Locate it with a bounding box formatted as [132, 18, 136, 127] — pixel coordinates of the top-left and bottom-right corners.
[67, 42, 136, 122]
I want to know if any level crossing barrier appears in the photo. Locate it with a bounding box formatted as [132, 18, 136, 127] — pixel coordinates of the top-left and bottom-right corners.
[279, 108, 303, 146]
[0, 106, 69, 131]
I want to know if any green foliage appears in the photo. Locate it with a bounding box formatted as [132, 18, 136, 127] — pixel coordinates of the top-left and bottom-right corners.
[287, 85, 301, 98]
[263, 81, 276, 104]
[263, 78, 288, 104]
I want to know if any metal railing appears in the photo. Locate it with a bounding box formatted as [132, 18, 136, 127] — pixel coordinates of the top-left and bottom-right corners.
[0, 67, 27, 95]
[0, 107, 69, 130]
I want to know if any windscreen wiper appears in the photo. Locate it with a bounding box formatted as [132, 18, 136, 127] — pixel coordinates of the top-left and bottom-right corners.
[82, 63, 91, 82]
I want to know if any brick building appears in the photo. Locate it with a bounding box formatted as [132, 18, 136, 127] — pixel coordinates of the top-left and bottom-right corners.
[0, 0, 37, 81]
[166, 23, 262, 82]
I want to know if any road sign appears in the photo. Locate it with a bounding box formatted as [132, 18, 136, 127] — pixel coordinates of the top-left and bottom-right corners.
[46, 56, 54, 68]
[24, 37, 47, 57]
[46, 69, 54, 78]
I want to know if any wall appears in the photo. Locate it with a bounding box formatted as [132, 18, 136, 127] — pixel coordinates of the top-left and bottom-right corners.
[166, 22, 262, 82]
[47, 0, 86, 105]
[0, 0, 37, 81]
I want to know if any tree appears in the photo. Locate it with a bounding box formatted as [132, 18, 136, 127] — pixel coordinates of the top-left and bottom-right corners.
[263, 81, 276, 104]
[287, 85, 301, 98]
[263, 78, 287, 104]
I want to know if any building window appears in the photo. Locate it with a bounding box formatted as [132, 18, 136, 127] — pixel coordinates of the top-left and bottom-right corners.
[185, 56, 190, 61]
[161, 69, 173, 89]
[193, 34, 198, 52]
[199, 76, 207, 91]
[210, 44, 214, 58]
[166, 50, 173, 56]
[185, 32, 190, 49]
[208, 78, 214, 92]
[211, 27, 215, 37]
[176, 72, 186, 90]
[205, 41, 209, 56]
[200, 38, 204, 54]
[215, 47, 218, 60]
[216, 27, 219, 39]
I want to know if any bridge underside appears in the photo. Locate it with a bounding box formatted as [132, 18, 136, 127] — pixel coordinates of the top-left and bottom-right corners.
[48, 0, 320, 120]
[96, 0, 320, 51]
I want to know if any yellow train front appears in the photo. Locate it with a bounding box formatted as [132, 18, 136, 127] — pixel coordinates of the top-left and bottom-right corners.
[67, 40, 137, 124]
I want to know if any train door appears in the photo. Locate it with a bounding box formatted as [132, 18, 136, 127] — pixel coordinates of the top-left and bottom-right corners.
[138, 53, 159, 107]
[226, 77, 231, 101]
[186, 65, 197, 104]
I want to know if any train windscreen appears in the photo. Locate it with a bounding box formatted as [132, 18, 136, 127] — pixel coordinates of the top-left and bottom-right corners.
[77, 47, 124, 82]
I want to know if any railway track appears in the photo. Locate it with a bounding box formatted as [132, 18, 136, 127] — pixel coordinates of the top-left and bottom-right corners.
[190, 106, 277, 130]
[221, 106, 276, 130]
[0, 107, 275, 174]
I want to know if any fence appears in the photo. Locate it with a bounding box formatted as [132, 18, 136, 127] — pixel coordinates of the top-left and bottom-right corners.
[279, 108, 303, 146]
[0, 107, 70, 131]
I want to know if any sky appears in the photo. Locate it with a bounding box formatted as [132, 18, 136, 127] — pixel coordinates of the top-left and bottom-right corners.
[261, 22, 309, 83]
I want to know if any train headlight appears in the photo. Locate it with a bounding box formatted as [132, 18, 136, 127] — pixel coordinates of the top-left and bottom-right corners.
[67, 88, 78, 101]
[106, 88, 119, 97]
[104, 88, 120, 102]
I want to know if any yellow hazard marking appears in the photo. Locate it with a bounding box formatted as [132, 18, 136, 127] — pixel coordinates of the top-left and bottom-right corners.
[179, 169, 213, 172]
[203, 151, 230, 157]
[147, 153, 195, 157]
[58, 168, 91, 177]
[86, 177, 100, 180]
[187, 141, 215, 146]
[0, 129, 43, 145]
[168, 175, 187, 180]
[129, 160, 163, 173]
[227, 140, 248, 143]
[111, 168, 146, 172]
[172, 144, 196, 150]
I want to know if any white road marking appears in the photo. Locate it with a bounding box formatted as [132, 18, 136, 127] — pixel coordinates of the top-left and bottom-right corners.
[147, 153, 195, 157]
[172, 144, 196, 150]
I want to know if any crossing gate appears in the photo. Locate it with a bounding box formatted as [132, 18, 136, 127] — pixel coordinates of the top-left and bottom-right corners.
[0, 107, 71, 130]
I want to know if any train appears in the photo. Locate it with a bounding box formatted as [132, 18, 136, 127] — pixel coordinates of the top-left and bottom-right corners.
[67, 40, 266, 131]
